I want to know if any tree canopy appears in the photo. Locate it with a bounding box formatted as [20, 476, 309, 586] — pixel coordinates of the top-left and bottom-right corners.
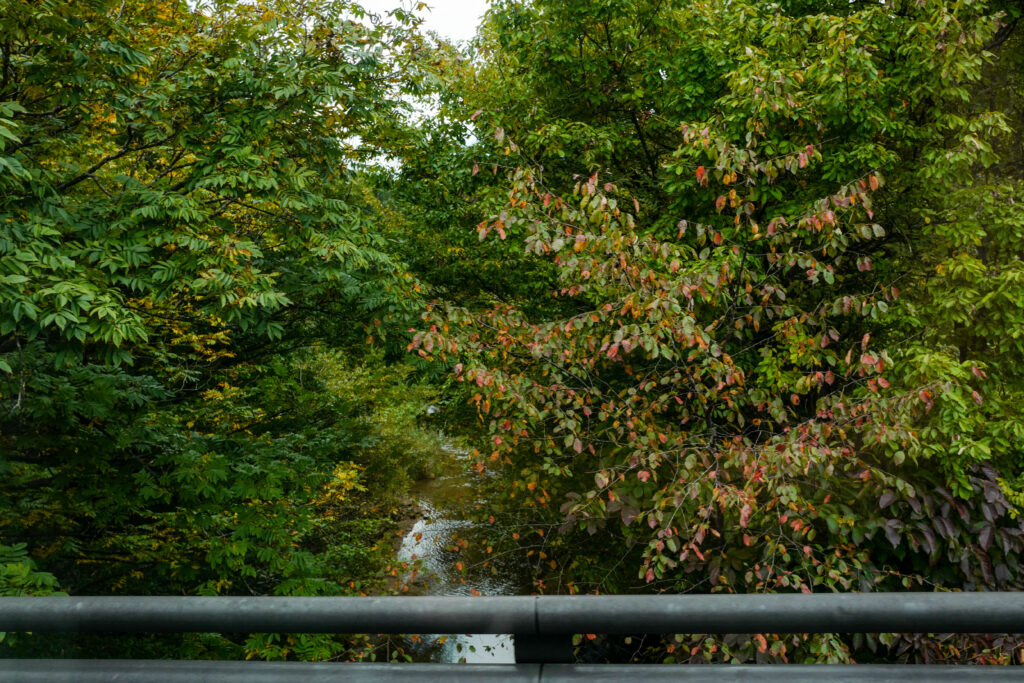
[1, 0, 439, 660]
[3, 0, 1024, 667]
[410, 0, 1024, 664]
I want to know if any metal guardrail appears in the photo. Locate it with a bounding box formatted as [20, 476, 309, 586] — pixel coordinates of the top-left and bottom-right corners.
[1, 594, 1023, 681]
[1, 661, 1022, 682]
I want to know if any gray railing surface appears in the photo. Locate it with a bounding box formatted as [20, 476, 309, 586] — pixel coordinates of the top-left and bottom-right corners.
[1, 594, 1023, 681]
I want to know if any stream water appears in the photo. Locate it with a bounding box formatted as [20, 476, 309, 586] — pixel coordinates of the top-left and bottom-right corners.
[396, 448, 530, 663]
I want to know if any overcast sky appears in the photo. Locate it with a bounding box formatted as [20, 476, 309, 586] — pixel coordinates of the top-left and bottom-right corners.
[357, 0, 490, 43]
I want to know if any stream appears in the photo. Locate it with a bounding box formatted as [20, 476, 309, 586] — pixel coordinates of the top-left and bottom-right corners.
[396, 447, 531, 663]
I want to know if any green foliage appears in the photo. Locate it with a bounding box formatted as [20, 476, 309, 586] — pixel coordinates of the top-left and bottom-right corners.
[0, 543, 63, 648]
[0, 0, 440, 661]
[0, 543, 61, 598]
[416, 0, 1024, 665]
[0, 0, 417, 355]
[3, 0, 1024, 668]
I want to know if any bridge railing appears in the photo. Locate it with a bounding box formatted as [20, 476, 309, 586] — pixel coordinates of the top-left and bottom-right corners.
[1, 594, 1022, 681]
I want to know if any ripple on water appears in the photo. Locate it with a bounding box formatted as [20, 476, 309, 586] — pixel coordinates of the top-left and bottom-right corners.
[397, 471, 523, 663]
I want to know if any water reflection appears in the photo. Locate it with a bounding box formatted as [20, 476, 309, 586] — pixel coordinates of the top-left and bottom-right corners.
[396, 454, 525, 663]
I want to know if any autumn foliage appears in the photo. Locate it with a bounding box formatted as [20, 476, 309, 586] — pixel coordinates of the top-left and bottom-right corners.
[3, 0, 1024, 667]
[409, 0, 1024, 664]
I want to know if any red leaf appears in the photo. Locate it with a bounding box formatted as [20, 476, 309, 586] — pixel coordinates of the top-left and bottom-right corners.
[739, 504, 753, 528]
[979, 524, 994, 550]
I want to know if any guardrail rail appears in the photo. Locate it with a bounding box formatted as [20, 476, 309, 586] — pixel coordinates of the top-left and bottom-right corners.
[1, 594, 1022, 681]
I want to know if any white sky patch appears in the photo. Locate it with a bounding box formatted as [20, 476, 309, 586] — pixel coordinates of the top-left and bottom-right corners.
[344, 1, 489, 169]
[357, 0, 488, 43]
